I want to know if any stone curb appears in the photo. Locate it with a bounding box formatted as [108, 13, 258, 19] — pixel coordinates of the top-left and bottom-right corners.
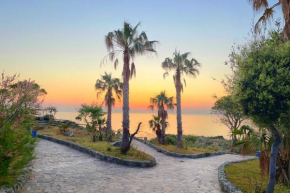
[134, 137, 228, 159]
[218, 157, 258, 193]
[0, 165, 32, 193]
[37, 135, 156, 168]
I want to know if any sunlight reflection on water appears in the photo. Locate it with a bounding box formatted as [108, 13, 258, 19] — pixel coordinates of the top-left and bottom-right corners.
[56, 112, 231, 139]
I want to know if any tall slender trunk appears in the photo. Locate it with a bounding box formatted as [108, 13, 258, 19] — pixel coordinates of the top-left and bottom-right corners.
[160, 118, 166, 144]
[175, 69, 183, 148]
[106, 89, 112, 132]
[281, 0, 290, 42]
[267, 124, 282, 193]
[121, 50, 130, 153]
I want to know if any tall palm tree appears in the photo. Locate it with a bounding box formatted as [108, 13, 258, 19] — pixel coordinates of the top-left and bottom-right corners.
[104, 22, 158, 153]
[248, 0, 290, 41]
[162, 51, 201, 148]
[148, 115, 162, 143]
[148, 91, 174, 144]
[95, 72, 122, 133]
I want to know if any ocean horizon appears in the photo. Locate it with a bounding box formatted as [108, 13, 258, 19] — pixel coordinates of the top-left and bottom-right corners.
[54, 111, 231, 139]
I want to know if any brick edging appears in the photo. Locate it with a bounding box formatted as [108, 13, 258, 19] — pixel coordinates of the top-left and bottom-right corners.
[134, 137, 228, 158]
[0, 165, 32, 193]
[37, 135, 156, 168]
[218, 158, 258, 193]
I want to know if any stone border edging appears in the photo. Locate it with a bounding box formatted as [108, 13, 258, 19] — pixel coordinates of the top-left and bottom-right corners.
[0, 165, 32, 193]
[218, 157, 258, 193]
[134, 137, 228, 159]
[37, 135, 156, 168]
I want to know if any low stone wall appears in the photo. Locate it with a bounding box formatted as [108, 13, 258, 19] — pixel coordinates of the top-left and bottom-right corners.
[0, 165, 32, 193]
[218, 158, 258, 193]
[38, 135, 156, 168]
[134, 137, 227, 159]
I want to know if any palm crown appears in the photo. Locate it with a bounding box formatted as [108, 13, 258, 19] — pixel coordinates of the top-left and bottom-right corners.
[148, 91, 174, 118]
[162, 51, 200, 91]
[104, 22, 158, 80]
[95, 72, 122, 106]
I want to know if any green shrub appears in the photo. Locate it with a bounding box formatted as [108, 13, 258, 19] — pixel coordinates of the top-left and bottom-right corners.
[165, 136, 176, 145]
[0, 125, 36, 187]
[184, 135, 197, 143]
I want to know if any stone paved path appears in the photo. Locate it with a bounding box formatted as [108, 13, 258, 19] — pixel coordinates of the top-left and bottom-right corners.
[23, 139, 252, 193]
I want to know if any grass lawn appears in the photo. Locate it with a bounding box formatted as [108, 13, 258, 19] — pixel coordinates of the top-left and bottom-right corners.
[38, 126, 153, 161]
[225, 159, 290, 193]
[151, 142, 215, 154]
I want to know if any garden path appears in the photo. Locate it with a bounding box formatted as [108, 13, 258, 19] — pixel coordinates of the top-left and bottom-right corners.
[23, 139, 252, 193]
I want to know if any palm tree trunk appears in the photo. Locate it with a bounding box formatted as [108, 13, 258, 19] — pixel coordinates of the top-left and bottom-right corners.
[121, 50, 130, 153]
[160, 119, 166, 144]
[267, 124, 282, 193]
[106, 97, 112, 132]
[176, 69, 183, 148]
[281, 0, 290, 42]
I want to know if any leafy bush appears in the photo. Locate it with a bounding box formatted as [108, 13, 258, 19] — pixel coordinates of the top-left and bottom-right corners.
[165, 135, 176, 145]
[59, 124, 69, 134]
[0, 73, 45, 188]
[0, 125, 36, 187]
[184, 135, 197, 143]
[43, 114, 53, 121]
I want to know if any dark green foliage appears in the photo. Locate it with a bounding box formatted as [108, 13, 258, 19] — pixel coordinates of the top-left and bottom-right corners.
[0, 125, 36, 187]
[59, 123, 69, 134]
[234, 32, 290, 126]
[184, 135, 197, 143]
[43, 114, 54, 121]
[165, 135, 176, 145]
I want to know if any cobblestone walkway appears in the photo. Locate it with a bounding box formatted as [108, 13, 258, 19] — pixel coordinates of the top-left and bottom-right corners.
[23, 139, 252, 193]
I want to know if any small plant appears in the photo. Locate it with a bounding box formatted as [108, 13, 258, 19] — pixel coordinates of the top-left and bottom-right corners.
[184, 135, 197, 143]
[59, 124, 69, 134]
[107, 147, 112, 152]
[165, 136, 176, 145]
[106, 130, 115, 142]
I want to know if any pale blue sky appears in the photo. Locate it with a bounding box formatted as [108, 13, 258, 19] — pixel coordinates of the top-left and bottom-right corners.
[0, 0, 283, 113]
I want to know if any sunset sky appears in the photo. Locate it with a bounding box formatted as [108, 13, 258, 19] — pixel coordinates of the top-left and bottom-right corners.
[0, 0, 282, 113]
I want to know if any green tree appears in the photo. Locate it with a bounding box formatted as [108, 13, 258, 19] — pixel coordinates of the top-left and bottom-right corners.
[211, 95, 245, 146]
[248, 0, 290, 41]
[162, 51, 201, 148]
[103, 22, 158, 153]
[148, 115, 162, 143]
[95, 72, 122, 133]
[75, 104, 105, 142]
[148, 91, 174, 144]
[0, 73, 45, 186]
[232, 30, 290, 193]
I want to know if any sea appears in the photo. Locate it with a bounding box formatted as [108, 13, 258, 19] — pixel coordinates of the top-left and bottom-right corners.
[55, 112, 231, 139]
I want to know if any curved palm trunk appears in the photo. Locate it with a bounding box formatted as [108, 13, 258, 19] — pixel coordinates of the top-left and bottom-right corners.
[267, 124, 282, 193]
[281, 0, 290, 42]
[121, 50, 130, 153]
[175, 69, 183, 148]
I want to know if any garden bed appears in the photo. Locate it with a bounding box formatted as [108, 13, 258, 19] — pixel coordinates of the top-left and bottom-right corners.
[134, 137, 227, 159]
[220, 159, 290, 193]
[37, 126, 155, 167]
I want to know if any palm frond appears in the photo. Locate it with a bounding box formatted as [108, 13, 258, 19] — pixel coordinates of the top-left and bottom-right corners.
[130, 62, 136, 78]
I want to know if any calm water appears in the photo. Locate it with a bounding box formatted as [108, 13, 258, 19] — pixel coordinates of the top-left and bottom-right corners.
[56, 112, 231, 139]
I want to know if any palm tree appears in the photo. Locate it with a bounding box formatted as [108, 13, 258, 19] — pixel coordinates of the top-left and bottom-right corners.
[148, 91, 174, 144]
[162, 51, 201, 148]
[148, 115, 162, 143]
[95, 72, 122, 133]
[248, 0, 290, 41]
[103, 22, 158, 153]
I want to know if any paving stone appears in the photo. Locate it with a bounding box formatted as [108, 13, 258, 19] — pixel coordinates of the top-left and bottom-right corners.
[22, 139, 253, 193]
